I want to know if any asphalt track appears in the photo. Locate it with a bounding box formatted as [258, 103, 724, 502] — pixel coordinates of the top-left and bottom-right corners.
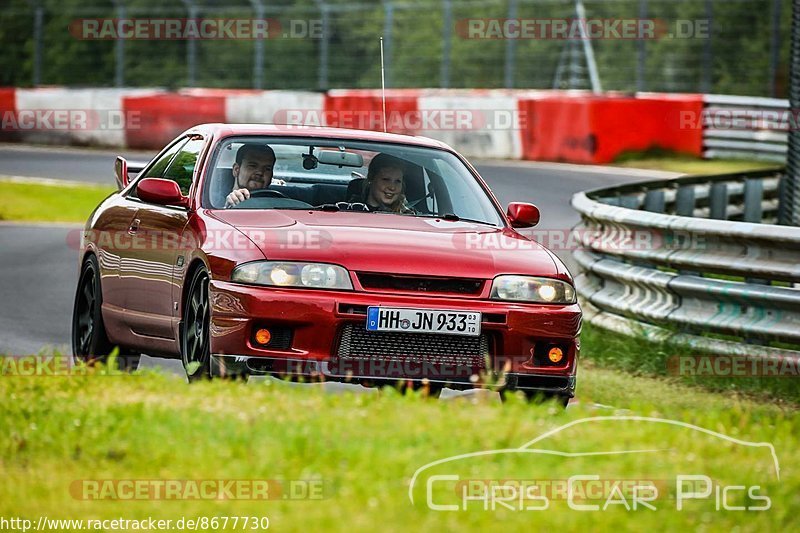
[0, 144, 677, 389]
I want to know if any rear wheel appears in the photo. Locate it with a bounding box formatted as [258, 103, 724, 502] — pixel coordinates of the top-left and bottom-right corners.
[72, 255, 139, 371]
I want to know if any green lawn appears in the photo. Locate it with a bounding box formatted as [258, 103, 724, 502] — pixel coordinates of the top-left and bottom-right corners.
[0, 354, 797, 531]
[0, 180, 114, 223]
[580, 323, 800, 405]
[612, 151, 779, 175]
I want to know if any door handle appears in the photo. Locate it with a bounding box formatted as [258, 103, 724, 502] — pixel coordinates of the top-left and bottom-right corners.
[128, 218, 140, 235]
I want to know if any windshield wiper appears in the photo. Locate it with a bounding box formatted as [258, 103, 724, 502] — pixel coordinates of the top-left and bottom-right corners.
[422, 213, 497, 226]
[305, 202, 371, 212]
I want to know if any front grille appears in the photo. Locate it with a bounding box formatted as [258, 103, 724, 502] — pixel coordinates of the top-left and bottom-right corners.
[331, 323, 490, 380]
[356, 272, 484, 296]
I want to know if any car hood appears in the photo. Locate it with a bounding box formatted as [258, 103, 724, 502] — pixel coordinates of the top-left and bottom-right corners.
[210, 210, 558, 279]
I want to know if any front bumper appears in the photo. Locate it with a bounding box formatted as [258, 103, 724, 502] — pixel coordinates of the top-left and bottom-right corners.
[209, 280, 581, 395]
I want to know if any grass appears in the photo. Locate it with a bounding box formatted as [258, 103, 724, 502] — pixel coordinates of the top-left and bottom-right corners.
[580, 322, 800, 405]
[0, 180, 114, 223]
[612, 149, 779, 175]
[0, 353, 798, 531]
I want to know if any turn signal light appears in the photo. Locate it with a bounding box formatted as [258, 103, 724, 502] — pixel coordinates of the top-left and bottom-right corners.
[548, 346, 564, 364]
[254, 328, 272, 346]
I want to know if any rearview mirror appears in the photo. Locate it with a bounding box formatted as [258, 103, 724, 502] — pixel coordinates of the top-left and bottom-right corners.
[507, 202, 540, 228]
[318, 150, 364, 168]
[137, 178, 186, 206]
[114, 156, 129, 190]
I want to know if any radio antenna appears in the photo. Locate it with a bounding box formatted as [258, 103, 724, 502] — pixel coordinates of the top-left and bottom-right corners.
[380, 36, 387, 132]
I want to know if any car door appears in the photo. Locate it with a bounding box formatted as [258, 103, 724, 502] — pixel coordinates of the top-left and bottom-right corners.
[96, 138, 187, 329]
[119, 136, 205, 346]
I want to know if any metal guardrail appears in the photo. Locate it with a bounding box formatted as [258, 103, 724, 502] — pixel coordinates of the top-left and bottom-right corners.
[571, 167, 800, 360]
[703, 94, 790, 162]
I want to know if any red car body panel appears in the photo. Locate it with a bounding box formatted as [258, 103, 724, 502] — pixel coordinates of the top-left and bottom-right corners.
[79, 124, 581, 394]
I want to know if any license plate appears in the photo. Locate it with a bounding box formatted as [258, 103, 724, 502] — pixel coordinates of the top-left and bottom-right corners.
[366, 307, 481, 336]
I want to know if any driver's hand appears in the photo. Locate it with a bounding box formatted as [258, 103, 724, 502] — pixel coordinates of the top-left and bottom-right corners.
[224, 188, 250, 208]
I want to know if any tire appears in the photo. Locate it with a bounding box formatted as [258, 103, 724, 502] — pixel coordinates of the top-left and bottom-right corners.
[181, 266, 212, 381]
[523, 390, 570, 408]
[371, 379, 443, 398]
[72, 254, 140, 371]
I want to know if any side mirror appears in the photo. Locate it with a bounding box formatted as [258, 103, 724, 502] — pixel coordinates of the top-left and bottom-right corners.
[507, 202, 540, 228]
[114, 156, 129, 190]
[137, 178, 186, 206]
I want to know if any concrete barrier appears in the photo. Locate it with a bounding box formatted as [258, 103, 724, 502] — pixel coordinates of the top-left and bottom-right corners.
[0, 87, 709, 165]
[12, 88, 160, 147]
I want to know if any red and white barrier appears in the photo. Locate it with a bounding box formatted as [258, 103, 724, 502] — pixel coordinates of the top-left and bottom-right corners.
[519, 92, 704, 164]
[417, 90, 527, 160]
[226, 90, 324, 126]
[12, 88, 162, 147]
[0, 87, 705, 164]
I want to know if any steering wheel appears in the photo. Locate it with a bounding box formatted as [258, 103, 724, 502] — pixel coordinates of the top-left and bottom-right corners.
[248, 189, 286, 199]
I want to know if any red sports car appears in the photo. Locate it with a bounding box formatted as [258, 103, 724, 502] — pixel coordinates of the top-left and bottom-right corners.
[72, 124, 580, 402]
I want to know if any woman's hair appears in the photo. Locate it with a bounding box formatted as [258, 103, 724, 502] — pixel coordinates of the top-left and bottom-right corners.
[363, 153, 409, 213]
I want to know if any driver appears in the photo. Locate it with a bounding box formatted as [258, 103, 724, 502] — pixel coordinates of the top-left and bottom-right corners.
[224, 144, 276, 208]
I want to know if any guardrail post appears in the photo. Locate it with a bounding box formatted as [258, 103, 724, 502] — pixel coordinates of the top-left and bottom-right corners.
[783, 0, 800, 225]
[315, 0, 330, 90]
[675, 185, 696, 216]
[636, 0, 648, 92]
[112, 0, 126, 87]
[709, 182, 728, 219]
[769, 0, 783, 97]
[249, 0, 265, 89]
[643, 189, 665, 213]
[382, 0, 394, 88]
[29, 0, 43, 86]
[701, 0, 713, 93]
[504, 0, 518, 88]
[441, 0, 451, 88]
[744, 178, 764, 223]
[181, 0, 198, 87]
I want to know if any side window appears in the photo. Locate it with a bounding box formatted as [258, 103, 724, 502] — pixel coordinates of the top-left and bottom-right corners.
[141, 138, 188, 180]
[163, 137, 205, 195]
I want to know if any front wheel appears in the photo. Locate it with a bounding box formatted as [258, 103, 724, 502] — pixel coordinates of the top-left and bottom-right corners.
[523, 390, 570, 408]
[182, 267, 211, 381]
[500, 389, 570, 408]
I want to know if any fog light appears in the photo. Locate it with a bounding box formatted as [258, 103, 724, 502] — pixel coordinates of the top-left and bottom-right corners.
[548, 346, 564, 364]
[254, 328, 272, 346]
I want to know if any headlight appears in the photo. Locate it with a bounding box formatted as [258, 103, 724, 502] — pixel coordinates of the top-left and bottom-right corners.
[231, 261, 353, 290]
[490, 275, 576, 304]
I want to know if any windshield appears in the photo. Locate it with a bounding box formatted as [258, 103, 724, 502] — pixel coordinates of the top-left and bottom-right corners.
[203, 136, 504, 226]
